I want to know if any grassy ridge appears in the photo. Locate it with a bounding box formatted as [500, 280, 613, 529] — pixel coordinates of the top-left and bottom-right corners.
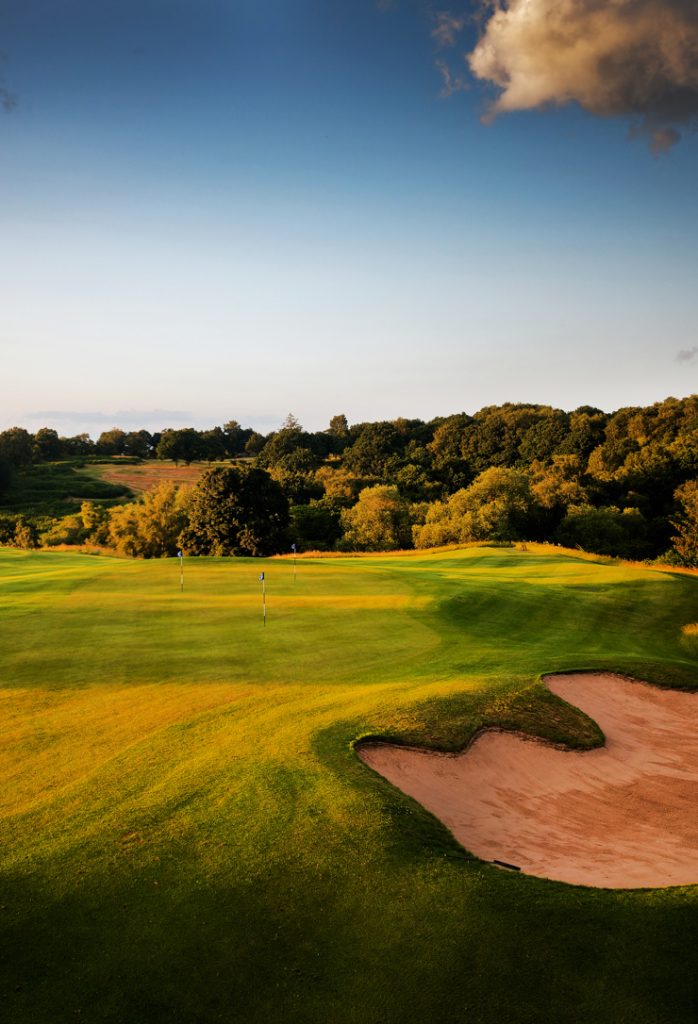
[0, 461, 132, 517]
[1, 546, 697, 1023]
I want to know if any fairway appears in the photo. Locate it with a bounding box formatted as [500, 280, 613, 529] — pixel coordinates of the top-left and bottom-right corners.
[2, 545, 698, 1023]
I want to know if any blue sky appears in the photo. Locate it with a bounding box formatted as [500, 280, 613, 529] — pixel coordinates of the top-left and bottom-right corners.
[1, 0, 697, 436]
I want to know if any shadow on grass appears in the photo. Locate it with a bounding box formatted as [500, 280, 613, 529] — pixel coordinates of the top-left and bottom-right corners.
[3, 835, 698, 1024]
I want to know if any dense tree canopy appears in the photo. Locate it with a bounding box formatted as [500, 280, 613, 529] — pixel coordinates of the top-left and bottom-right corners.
[182, 466, 289, 556]
[341, 485, 412, 552]
[343, 422, 404, 477]
[0, 428, 34, 468]
[414, 467, 538, 547]
[672, 480, 698, 566]
[108, 483, 189, 558]
[4, 396, 698, 563]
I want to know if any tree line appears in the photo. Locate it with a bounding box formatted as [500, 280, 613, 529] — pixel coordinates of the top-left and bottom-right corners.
[1, 397, 697, 565]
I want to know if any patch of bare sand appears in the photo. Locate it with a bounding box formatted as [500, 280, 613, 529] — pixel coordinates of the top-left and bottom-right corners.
[358, 674, 698, 888]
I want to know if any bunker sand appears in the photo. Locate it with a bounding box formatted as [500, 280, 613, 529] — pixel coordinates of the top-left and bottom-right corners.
[359, 674, 698, 888]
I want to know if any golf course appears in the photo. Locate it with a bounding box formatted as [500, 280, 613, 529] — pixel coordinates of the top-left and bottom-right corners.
[2, 544, 698, 1023]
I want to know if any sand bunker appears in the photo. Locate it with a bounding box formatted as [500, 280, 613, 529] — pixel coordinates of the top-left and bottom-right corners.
[358, 673, 698, 888]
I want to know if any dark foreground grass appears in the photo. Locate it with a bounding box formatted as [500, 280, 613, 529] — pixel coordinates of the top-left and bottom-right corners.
[1, 546, 698, 1024]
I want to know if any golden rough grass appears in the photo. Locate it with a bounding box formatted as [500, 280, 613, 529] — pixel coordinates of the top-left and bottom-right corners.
[86, 461, 226, 495]
[681, 623, 698, 652]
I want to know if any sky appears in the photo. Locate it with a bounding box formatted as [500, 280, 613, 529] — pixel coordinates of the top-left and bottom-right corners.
[1, 0, 697, 437]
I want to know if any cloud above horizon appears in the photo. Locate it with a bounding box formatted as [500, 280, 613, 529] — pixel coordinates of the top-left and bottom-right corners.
[467, 0, 698, 151]
[431, 11, 467, 48]
[0, 52, 17, 113]
[677, 346, 698, 363]
[435, 57, 469, 97]
[430, 11, 469, 97]
[0, 65, 16, 113]
[0, 83, 16, 112]
[21, 409, 194, 428]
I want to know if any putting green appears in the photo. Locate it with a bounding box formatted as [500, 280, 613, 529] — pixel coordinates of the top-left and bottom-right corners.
[1, 545, 697, 1024]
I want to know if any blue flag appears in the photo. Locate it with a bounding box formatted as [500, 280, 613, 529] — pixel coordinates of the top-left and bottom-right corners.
[177, 550, 183, 558]
[259, 572, 265, 581]
[291, 543, 296, 552]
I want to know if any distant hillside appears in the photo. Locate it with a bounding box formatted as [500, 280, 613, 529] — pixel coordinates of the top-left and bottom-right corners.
[0, 460, 133, 518]
[1, 396, 697, 563]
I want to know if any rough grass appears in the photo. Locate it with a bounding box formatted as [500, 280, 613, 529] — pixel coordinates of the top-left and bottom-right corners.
[1, 546, 698, 1024]
[0, 461, 131, 517]
[0, 459, 230, 520]
[681, 622, 698, 655]
[85, 459, 229, 495]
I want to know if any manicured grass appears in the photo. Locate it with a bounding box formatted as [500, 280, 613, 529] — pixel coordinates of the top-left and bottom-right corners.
[1, 546, 697, 1024]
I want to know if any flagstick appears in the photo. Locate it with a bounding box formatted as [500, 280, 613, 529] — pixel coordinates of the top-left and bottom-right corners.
[178, 550, 184, 592]
[260, 571, 266, 626]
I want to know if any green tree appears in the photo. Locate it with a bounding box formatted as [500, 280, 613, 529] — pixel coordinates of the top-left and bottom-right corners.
[324, 414, 350, 455]
[33, 427, 63, 461]
[156, 429, 179, 463]
[414, 467, 537, 548]
[555, 407, 607, 460]
[341, 485, 412, 551]
[267, 448, 323, 504]
[0, 457, 12, 496]
[223, 420, 251, 457]
[257, 415, 318, 471]
[181, 466, 289, 556]
[555, 505, 650, 559]
[80, 501, 110, 544]
[200, 427, 227, 462]
[13, 516, 39, 549]
[0, 514, 17, 544]
[62, 433, 94, 457]
[460, 405, 544, 473]
[343, 422, 403, 478]
[427, 413, 472, 491]
[518, 411, 570, 463]
[123, 430, 153, 459]
[290, 500, 343, 551]
[671, 480, 698, 566]
[41, 514, 88, 547]
[0, 427, 34, 468]
[156, 428, 203, 465]
[394, 460, 441, 502]
[244, 432, 266, 457]
[96, 428, 127, 455]
[315, 465, 368, 506]
[529, 455, 589, 536]
[107, 483, 189, 558]
[669, 429, 698, 480]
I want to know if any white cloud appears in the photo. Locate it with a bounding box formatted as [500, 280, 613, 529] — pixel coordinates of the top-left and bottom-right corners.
[468, 0, 698, 150]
